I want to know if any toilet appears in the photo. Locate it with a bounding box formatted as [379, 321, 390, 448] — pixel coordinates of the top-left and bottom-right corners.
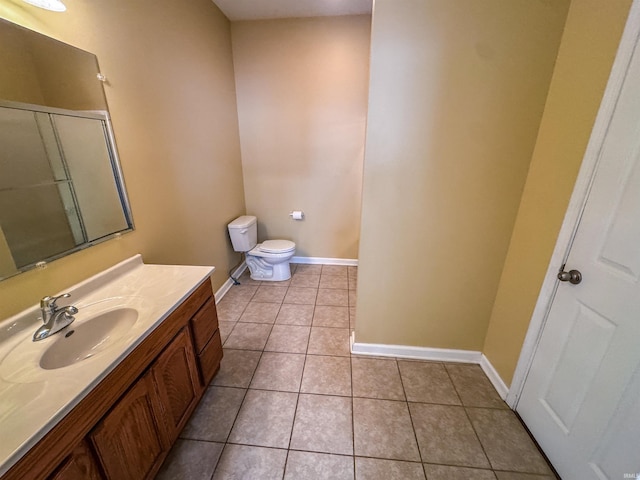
[227, 215, 296, 281]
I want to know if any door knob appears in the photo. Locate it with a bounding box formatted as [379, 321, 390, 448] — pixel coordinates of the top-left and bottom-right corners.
[558, 269, 582, 285]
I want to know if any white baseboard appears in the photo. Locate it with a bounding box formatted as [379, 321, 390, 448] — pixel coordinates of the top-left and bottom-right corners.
[214, 262, 247, 304]
[351, 340, 482, 364]
[291, 256, 358, 266]
[350, 337, 510, 401]
[480, 354, 509, 401]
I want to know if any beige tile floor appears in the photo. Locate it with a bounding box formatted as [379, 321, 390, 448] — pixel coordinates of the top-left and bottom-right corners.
[157, 264, 556, 480]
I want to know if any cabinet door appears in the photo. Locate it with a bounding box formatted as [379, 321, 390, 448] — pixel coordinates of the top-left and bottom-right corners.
[49, 441, 103, 480]
[90, 372, 166, 480]
[152, 326, 201, 442]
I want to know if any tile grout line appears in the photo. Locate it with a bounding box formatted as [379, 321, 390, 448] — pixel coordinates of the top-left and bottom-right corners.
[395, 356, 428, 479]
[444, 364, 496, 473]
[262, 289, 286, 352]
[347, 284, 356, 479]
[221, 275, 291, 478]
[349, 321, 357, 478]
[211, 281, 267, 478]
[348, 262, 357, 477]
[280, 277, 310, 480]
[193, 434, 519, 472]
[207, 352, 262, 478]
[321, 265, 355, 476]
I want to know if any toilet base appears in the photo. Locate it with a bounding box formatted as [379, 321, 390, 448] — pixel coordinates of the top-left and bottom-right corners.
[245, 255, 292, 282]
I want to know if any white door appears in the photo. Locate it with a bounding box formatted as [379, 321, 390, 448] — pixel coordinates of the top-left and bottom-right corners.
[517, 8, 640, 480]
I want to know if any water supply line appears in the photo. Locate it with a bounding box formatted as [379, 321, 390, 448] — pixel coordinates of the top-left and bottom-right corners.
[229, 253, 245, 285]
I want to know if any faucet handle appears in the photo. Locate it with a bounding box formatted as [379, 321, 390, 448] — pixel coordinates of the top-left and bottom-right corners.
[41, 293, 71, 311]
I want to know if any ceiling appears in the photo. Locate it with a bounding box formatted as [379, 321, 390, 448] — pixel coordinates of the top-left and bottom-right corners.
[211, 0, 373, 21]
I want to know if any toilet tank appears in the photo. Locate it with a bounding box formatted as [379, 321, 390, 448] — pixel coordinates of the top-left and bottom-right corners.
[228, 215, 258, 252]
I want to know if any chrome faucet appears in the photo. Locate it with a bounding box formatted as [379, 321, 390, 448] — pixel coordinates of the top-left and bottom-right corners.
[33, 293, 79, 342]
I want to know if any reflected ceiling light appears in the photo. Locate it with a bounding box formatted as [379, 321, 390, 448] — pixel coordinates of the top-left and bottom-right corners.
[22, 0, 67, 12]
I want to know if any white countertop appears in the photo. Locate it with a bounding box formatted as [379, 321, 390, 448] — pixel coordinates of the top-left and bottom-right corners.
[0, 255, 214, 477]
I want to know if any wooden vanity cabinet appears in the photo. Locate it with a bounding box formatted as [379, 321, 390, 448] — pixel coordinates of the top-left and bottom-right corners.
[90, 326, 204, 480]
[4, 279, 223, 480]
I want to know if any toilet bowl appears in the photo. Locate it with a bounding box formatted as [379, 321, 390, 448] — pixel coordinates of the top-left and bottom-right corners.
[227, 216, 296, 281]
[246, 239, 296, 281]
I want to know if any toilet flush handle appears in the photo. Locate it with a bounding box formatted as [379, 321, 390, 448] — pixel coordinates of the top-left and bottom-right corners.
[240, 229, 247, 234]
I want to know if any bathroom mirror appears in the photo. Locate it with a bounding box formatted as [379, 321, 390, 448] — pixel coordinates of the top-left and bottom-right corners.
[0, 19, 133, 280]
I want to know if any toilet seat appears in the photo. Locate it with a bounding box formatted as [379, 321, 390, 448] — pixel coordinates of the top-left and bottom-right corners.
[258, 240, 296, 254]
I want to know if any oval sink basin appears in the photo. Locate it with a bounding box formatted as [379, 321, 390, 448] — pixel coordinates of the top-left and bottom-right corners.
[39, 308, 138, 370]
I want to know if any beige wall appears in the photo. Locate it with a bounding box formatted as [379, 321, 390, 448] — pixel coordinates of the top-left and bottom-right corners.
[0, 0, 245, 320]
[483, 0, 633, 386]
[356, 0, 569, 349]
[231, 16, 370, 258]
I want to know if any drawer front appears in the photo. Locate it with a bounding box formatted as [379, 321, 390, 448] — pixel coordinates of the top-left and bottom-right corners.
[198, 330, 223, 387]
[191, 298, 218, 354]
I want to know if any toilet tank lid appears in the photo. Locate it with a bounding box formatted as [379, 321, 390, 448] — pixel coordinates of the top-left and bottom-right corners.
[228, 215, 257, 229]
